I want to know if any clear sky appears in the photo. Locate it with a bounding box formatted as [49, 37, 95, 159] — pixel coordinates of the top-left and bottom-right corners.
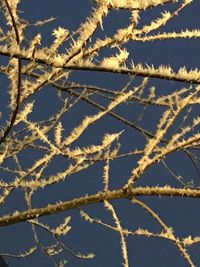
[0, 1, 200, 266]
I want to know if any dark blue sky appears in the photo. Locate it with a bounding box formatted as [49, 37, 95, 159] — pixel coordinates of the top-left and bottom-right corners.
[0, 1, 200, 266]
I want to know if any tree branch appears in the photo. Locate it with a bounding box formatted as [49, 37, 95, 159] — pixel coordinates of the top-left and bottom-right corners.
[0, 186, 200, 227]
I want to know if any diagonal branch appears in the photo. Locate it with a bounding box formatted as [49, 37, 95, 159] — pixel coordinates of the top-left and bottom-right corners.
[0, 186, 200, 227]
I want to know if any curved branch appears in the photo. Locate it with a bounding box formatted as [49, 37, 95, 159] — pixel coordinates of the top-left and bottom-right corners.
[0, 0, 22, 145]
[0, 186, 200, 227]
[1, 46, 200, 85]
